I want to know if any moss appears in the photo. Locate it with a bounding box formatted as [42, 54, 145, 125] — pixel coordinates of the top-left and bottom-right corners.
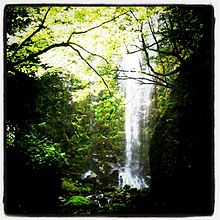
[64, 195, 93, 206]
[61, 178, 80, 193]
[61, 178, 93, 195]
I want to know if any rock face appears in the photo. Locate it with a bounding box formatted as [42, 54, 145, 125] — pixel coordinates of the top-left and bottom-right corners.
[149, 8, 214, 215]
[81, 170, 97, 179]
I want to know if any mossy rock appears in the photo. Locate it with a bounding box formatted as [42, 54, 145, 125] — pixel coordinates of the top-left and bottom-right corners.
[62, 178, 80, 193]
[64, 195, 93, 207]
[61, 178, 94, 196]
[123, 184, 131, 191]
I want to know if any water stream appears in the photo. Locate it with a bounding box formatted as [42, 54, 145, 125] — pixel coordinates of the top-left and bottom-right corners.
[118, 53, 152, 189]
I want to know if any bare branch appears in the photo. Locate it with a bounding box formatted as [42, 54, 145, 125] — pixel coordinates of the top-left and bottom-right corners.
[127, 49, 142, 54]
[140, 28, 182, 79]
[11, 7, 52, 58]
[118, 74, 171, 88]
[12, 41, 109, 67]
[116, 69, 173, 88]
[148, 19, 166, 75]
[146, 39, 165, 49]
[141, 33, 162, 76]
[129, 38, 166, 53]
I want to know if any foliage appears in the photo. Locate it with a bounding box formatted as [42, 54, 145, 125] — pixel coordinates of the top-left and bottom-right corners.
[17, 126, 67, 170]
[5, 6, 34, 36]
[6, 6, 133, 86]
[5, 124, 16, 147]
[35, 69, 73, 144]
[90, 89, 125, 159]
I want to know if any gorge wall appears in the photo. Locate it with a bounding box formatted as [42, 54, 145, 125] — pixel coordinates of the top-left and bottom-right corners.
[148, 6, 214, 215]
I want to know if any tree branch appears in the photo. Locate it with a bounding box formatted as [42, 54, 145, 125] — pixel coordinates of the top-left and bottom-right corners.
[146, 39, 165, 49]
[118, 74, 171, 88]
[163, 14, 184, 64]
[141, 32, 163, 76]
[116, 69, 173, 88]
[148, 19, 166, 75]
[140, 27, 182, 79]
[67, 11, 129, 43]
[165, 65, 182, 76]
[68, 45, 112, 95]
[12, 40, 109, 67]
[11, 6, 52, 59]
[147, 47, 176, 56]
[11, 41, 112, 94]
[12, 42, 70, 66]
[129, 10, 139, 22]
[69, 42, 108, 63]
[127, 49, 142, 54]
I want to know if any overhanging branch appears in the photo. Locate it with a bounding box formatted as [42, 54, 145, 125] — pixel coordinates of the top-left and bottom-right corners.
[68, 45, 112, 95]
[12, 42, 70, 66]
[67, 11, 129, 43]
[118, 74, 172, 88]
[10, 41, 112, 94]
[148, 19, 166, 75]
[141, 33, 163, 76]
[116, 69, 173, 88]
[69, 42, 108, 63]
[9, 8, 128, 76]
[140, 29, 182, 78]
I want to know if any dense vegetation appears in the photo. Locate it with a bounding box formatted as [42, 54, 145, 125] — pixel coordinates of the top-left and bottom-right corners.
[4, 5, 214, 216]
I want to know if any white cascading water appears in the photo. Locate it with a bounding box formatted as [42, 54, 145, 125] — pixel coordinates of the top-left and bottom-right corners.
[118, 52, 152, 189]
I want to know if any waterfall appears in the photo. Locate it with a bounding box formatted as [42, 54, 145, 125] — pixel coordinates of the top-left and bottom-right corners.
[118, 52, 152, 189]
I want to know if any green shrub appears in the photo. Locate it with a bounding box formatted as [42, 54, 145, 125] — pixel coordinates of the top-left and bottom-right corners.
[16, 125, 67, 171]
